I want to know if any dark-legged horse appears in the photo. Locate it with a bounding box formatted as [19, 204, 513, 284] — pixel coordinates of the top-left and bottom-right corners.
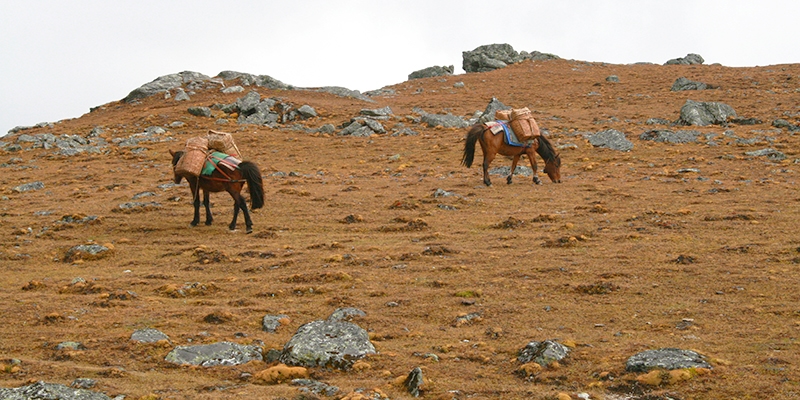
[170, 150, 265, 233]
[461, 123, 562, 186]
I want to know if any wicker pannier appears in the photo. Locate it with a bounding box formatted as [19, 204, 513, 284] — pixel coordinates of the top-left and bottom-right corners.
[207, 130, 241, 158]
[174, 137, 208, 177]
[494, 109, 512, 121]
[509, 107, 540, 141]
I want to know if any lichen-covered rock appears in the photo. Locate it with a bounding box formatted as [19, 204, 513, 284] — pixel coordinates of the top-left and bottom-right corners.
[626, 348, 711, 372]
[0, 381, 112, 400]
[517, 340, 570, 366]
[279, 319, 376, 369]
[587, 129, 634, 151]
[130, 328, 170, 343]
[165, 341, 262, 367]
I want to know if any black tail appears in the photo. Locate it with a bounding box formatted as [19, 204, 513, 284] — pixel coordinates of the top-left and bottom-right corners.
[462, 124, 484, 168]
[239, 161, 265, 209]
[535, 135, 559, 165]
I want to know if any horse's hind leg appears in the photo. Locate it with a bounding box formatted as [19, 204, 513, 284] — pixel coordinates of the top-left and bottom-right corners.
[507, 155, 521, 185]
[189, 181, 201, 226]
[482, 152, 496, 186]
[203, 191, 213, 225]
[238, 197, 253, 234]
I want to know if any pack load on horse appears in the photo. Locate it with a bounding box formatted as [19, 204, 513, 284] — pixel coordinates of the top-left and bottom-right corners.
[462, 107, 561, 186]
[170, 130, 264, 233]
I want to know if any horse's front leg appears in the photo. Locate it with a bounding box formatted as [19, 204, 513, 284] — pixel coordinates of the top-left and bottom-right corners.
[507, 155, 521, 184]
[203, 191, 213, 225]
[527, 150, 542, 185]
[229, 194, 240, 231]
[189, 181, 201, 226]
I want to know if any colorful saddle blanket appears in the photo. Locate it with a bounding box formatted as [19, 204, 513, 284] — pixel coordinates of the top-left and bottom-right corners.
[201, 151, 241, 176]
[485, 121, 526, 147]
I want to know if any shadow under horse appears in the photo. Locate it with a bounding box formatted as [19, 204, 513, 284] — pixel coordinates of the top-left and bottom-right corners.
[461, 123, 562, 186]
[170, 150, 265, 233]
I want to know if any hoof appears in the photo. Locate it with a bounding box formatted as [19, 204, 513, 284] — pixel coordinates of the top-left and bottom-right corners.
[246, 228, 253, 234]
[205, 221, 213, 226]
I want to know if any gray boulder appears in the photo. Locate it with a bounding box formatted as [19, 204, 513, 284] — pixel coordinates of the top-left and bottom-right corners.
[679, 99, 737, 126]
[279, 319, 376, 369]
[639, 129, 701, 144]
[773, 118, 800, 132]
[517, 340, 570, 366]
[164, 341, 262, 367]
[478, 97, 511, 124]
[0, 381, 111, 400]
[523, 50, 560, 61]
[745, 148, 787, 161]
[296, 105, 317, 119]
[665, 53, 705, 65]
[409, 65, 454, 80]
[420, 112, 470, 129]
[187, 107, 212, 117]
[360, 106, 393, 117]
[217, 71, 290, 90]
[328, 307, 366, 322]
[12, 181, 44, 193]
[626, 348, 711, 372]
[587, 129, 634, 151]
[463, 44, 524, 73]
[124, 71, 211, 103]
[174, 88, 191, 101]
[671, 77, 708, 91]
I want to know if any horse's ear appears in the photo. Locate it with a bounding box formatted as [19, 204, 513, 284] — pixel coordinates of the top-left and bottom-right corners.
[169, 149, 175, 156]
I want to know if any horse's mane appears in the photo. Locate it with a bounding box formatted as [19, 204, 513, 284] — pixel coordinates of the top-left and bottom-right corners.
[171, 150, 185, 166]
[536, 136, 560, 166]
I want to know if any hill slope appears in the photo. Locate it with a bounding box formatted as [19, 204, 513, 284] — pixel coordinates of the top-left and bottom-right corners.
[1, 59, 799, 399]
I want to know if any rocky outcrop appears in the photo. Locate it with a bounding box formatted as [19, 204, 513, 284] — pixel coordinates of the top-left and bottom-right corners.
[408, 65, 454, 80]
[665, 53, 705, 65]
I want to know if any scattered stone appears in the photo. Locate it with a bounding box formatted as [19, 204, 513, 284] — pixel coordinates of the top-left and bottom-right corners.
[477, 97, 511, 124]
[517, 340, 570, 367]
[772, 118, 800, 132]
[291, 379, 340, 397]
[12, 181, 44, 193]
[639, 129, 700, 144]
[296, 105, 317, 119]
[605, 75, 620, 83]
[489, 165, 533, 176]
[625, 348, 712, 372]
[587, 129, 634, 151]
[56, 341, 85, 351]
[419, 112, 470, 129]
[70, 378, 96, 389]
[671, 77, 710, 91]
[130, 328, 170, 343]
[745, 148, 786, 161]
[360, 106, 393, 117]
[403, 367, 424, 397]
[188, 106, 212, 117]
[221, 85, 245, 94]
[262, 314, 290, 333]
[328, 307, 366, 322]
[164, 341, 262, 367]
[63, 244, 112, 262]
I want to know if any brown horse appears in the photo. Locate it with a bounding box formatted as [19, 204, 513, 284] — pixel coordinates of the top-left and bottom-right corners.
[462, 123, 562, 186]
[170, 150, 265, 233]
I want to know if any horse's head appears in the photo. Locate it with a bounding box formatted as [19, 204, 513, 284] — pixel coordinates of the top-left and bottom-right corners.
[169, 149, 185, 184]
[543, 153, 562, 183]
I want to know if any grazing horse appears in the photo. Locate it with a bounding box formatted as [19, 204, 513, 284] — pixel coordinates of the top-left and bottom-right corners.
[461, 123, 562, 186]
[170, 150, 265, 233]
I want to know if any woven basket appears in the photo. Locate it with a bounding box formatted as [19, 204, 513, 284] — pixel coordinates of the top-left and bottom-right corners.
[207, 130, 241, 158]
[509, 108, 540, 142]
[494, 109, 511, 121]
[175, 137, 208, 177]
[510, 107, 532, 120]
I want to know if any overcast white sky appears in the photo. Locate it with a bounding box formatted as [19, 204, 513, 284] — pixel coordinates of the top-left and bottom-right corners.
[1, 0, 798, 136]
